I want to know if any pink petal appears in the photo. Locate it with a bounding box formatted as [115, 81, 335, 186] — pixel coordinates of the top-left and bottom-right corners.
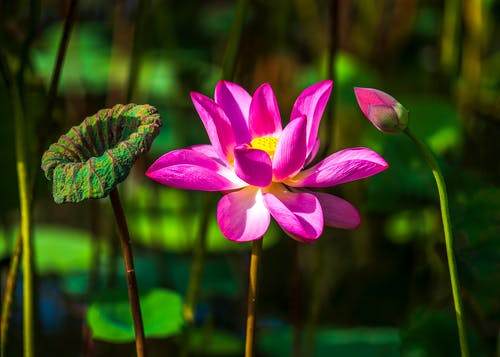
[191, 92, 236, 162]
[288, 147, 388, 188]
[189, 144, 230, 167]
[234, 145, 272, 187]
[273, 116, 307, 181]
[217, 186, 270, 242]
[313, 192, 360, 229]
[305, 138, 320, 166]
[290, 80, 332, 155]
[214, 80, 251, 144]
[263, 184, 323, 242]
[146, 149, 246, 191]
[248, 83, 282, 137]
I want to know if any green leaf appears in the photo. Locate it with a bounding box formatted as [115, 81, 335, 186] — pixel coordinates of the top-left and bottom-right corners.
[258, 325, 401, 357]
[166, 255, 243, 298]
[0, 224, 108, 275]
[189, 328, 243, 355]
[125, 185, 280, 253]
[87, 288, 184, 342]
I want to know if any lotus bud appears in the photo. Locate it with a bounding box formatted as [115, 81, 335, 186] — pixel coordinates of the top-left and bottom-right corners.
[354, 87, 408, 133]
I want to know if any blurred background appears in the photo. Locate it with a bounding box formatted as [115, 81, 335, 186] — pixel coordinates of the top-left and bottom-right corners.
[1, 0, 499, 356]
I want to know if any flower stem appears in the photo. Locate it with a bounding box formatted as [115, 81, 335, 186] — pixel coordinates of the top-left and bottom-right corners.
[109, 188, 146, 357]
[245, 238, 263, 357]
[404, 128, 469, 357]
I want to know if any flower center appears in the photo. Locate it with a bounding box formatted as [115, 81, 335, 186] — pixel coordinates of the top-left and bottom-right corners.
[250, 136, 278, 158]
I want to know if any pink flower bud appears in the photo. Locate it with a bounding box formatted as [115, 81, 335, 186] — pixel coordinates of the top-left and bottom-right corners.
[354, 87, 408, 133]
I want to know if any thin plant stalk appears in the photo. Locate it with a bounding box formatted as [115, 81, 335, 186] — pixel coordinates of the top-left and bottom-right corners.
[0, 51, 36, 357]
[290, 243, 302, 357]
[245, 238, 263, 357]
[404, 128, 469, 357]
[0, 232, 22, 357]
[45, 0, 79, 119]
[109, 188, 146, 357]
[125, 0, 147, 103]
[304, 3, 340, 354]
[303, 243, 323, 356]
[320, 0, 339, 157]
[180, 196, 212, 357]
[440, 0, 461, 76]
[221, 0, 249, 80]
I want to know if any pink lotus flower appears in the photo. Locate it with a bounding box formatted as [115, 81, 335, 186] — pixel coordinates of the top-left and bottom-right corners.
[354, 87, 408, 133]
[146, 81, 388, 242]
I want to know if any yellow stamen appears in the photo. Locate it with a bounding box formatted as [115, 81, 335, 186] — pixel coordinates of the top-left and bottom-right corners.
[250, 136, 279, 158]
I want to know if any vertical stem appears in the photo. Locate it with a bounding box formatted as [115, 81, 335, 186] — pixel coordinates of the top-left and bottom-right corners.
[0, 232, 22, 357]
[109, 188, 146, 357]
[290, 243, 302, 357]
[125, 0, 147, 103]
[320, 0, 339, 157]
[303, 243, 323, 356]
[1, 50, 36, 357]
[180, 196, 212, 357]
[404, 128, 469, 357]
[461, 0, 482, 94]
[245, 238, 263, 357]
[440, 0, 461, 76]
[45, 0, 79, 119]
[221, 0, 249, 80]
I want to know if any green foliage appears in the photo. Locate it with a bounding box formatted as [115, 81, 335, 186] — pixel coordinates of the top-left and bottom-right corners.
[86, 288, 184, 342]
[0, 224, 103, 274]
[258, 326, 401, 357]
[166, 254, 243, 298]
[125, 185, 280, 253]
[189, 328, 243, 355]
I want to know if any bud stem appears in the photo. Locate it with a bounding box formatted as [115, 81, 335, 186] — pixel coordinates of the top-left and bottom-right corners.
[404, 128, 469, 357]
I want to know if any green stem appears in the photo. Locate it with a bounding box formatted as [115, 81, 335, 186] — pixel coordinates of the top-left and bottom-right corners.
[0, 232, 22, 357]
[320, 0, 339, 157]
[1, 45, 35, 357]
[1, 49, 36, 357]
[221, 0, 249, 80]
[109, 188, 146, 357]
[303, 243, 323, 356]
[245, 238, 263, 357]
[180, 196, 212, 357]
[45, 0, 79, 118]
[440, 0, 461, 76]
[125, 0, 147, 103]
[11, 56, 34, 357]
[404, 128, 469, 357]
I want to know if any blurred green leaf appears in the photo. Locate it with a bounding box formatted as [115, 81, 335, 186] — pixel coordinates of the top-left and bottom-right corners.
[87, 288, 184, 342]
[125, 185, 280, 253]
[0, 224, 107, 274]
[258, 325, 401, 357]
[32, 23, 177, 97]
[452, 187, 500, 309]
[385, 208, 440, 244]
[402, 308, 485, 357]
[189, 328, 243, 355]
[166, 255, 243, 299]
